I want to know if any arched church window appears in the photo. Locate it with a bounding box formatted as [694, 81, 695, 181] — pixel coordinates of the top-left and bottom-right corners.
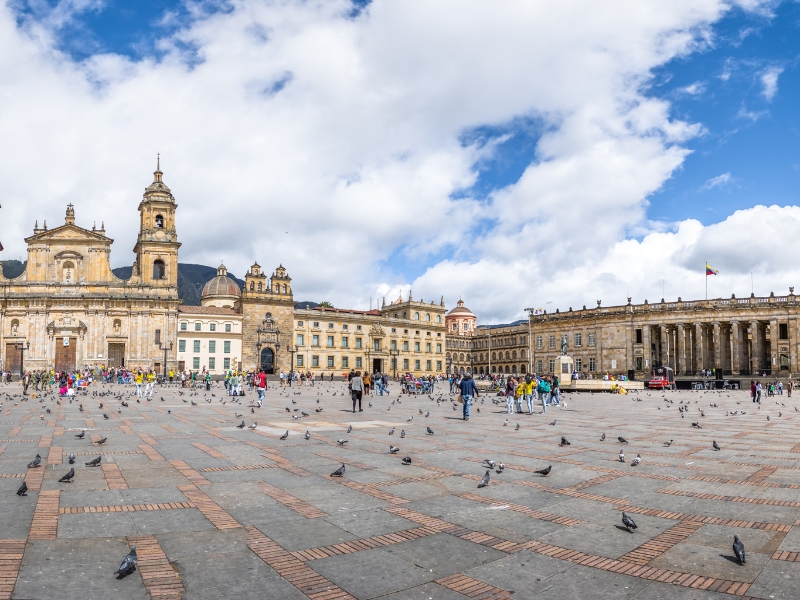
[249, 282, 254, 291]
[153, 260, 166, 280]
[282, 284, 287, 293]
[257, 282, 262, 291]
[436, 315, 441, 323]
[155, 215, 164, 228]
[425, 313, 430, 322]
[414, 312, 420, 320]
[275, 284, 279, 292]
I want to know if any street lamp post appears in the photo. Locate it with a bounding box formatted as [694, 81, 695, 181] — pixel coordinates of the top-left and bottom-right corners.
[486, 332, 491, 378]
[288, 345, 298, 371]
[14, 341, 29, 378]
[156, 341, 173, 379]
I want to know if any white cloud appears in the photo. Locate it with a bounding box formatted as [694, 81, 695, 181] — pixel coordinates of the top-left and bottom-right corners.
[678, 81, 706, 96]
[700, 171, 734, 190]
[0, 0, 780, 323]
[760, 65, 783, 101]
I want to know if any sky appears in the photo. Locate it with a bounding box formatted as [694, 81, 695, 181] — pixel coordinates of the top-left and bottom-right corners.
[1, 0, 799, 323]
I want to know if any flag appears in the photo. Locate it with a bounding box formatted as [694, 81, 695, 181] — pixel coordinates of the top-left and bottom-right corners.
[532, 308, 544, 315]
[705, 263, 718, 276]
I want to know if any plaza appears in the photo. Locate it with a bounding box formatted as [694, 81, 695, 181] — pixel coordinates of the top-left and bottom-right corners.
[1, 378, 799, 599]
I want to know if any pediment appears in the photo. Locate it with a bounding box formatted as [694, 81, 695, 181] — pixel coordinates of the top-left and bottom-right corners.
[25, 224, 113, 244]
[54, 250, 84, 260]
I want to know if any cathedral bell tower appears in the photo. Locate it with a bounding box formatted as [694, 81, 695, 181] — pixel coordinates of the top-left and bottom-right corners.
[132, 156, 181, 290]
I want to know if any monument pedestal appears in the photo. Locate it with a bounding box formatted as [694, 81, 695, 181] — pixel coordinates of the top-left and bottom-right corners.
[555, 355, 574, 381]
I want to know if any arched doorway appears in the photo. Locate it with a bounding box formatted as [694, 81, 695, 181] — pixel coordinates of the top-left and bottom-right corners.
[260, 348, 275, 374]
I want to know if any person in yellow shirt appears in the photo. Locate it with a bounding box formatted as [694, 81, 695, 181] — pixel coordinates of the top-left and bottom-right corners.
[134, 370, 144, 397]
[514, 380, 525, 414]
[168, 369, 175, 384]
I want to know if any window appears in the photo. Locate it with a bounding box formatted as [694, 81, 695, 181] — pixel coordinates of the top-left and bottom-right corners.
[224, 358, 231, 369]
[436, 361, 442, 370]
[463, 323, 468, 330]
[549, 359, 555, 373]
[426, 359, 432, 370]
[414, 342, 420, 352]
[178, 340, 186, 352]
[355, 338, 362, 349]
[195, 322, 202, 331]
[588, 333, 596, 347]
[635, 328, 643, 344]
[575, 358, 582, 371]
[391, 328, 396, 333]
[426, 343, 431, 353]
[391, 340, 397, 350]
[404, 329, 408, 334]
[298, 321, 304, 327]
[257, 282, 262, 291]
[209, 357, 215, 370]
[342, 324, 348, 330]
[780, 323, 789, 340]
[297, 334, 304, 345]
[193, 357, 200, 369]
[328, 323, 334, 329]
[312, 335, 319, 347]
[209, 341, 216, 353]
[225, 324, 232, 333]
[342, 337, 349, 348]
[210, 323, 216, 332]
[403, 359, 409, 370]
[415, 359, 421, 370]
[574, 333, 582, 347]
[311, 355, 319, 367]
[155, 214, 164, 228]
[153, 259, 165, 280]
[296, 355, 304, 367]
[327, 356, 335, 368]
[436, 343, 441, 353]
[426, 313, 431, 322]
[356, 325, 362, 330]
[537, 360, 542, 372]
[536, 336, 543, 349]
[355, 357, 362, 368]
[403, 341, 409, 351]
[180, 322, 187, 331]
[327, 336, 335, 347]
[193, 340, 200, 353]
[224, 341, 231, 353]
[313, 322, 319, 328]
[452, 323, 457, 331]
[548, 335, 555, 349]
[436, 315, 441, 323]
[154, 329, 161, 344]
[589, 358, 596, 372]
[414, 312, 420, 320]
[634, 357, 642, 371]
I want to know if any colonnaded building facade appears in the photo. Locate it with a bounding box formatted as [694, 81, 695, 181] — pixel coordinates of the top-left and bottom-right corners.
[451, 295, 800, 379]
[0, 163, 448, 376]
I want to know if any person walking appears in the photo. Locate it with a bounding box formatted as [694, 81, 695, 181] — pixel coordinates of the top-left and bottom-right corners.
[538, 377, 551, 412]
[459, 373, 479, 421]
[755, 381, 762, 403]
[350, 371, 364, 412]
[363, 372, 372, 396]
[750, 380, 756, 402]
[523, 374, 536, 415]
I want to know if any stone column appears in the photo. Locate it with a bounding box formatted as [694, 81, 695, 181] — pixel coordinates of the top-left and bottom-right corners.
[712, 322, 721, 373]
[677, 323, 686, 375]
[642, 325, 651, 371]
[694, 323, 704, 373]
[770, 319, 779, 374]
[730, 321, 741, 375]
[750, 321, 761, 374]
[660, 325, 668, 368]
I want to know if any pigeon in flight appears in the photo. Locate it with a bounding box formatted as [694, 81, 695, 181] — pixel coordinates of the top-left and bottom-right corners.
[237, 421, 245, 428]
[733, 535, 745, 565]
[389, 445, 400, 454]
[27, 454, 42, 468]
[279, 430, 289, 440]
[600, 433, 605, 441]
[68, 453, 75, 464]
[426, 427, 434, 435]
[712, 440, 720, 451]
[116, 546, 138, 579]
[305, 430, 310, 440]
[621, 512, 637, 532]
[97, 437, 107, 445]
[75, 431, 85, 438]
[347, 425, 352, 433]
[619, 449, 625, 463]
[16, 481, 27, 496]
[59, 468, 75, 483]
[534, 465, 551, 476]
[560, 436, 570, 446]
[337, 439, 348, 445]
[618, 437, 628, 444]
[477, 470, 490, 488]
[85, 456, 102, 467]
[402, 456, 411, 465]
[631, 454, 641, 466]
[331, 464, 345, 477]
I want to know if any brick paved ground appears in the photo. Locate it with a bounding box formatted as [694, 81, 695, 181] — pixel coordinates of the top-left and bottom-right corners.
[0, 379, 799, 599]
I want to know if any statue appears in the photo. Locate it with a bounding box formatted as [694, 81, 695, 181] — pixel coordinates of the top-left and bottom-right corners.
[114, 321, 121, 335]
[11, 322, 17, 336]
[561, 334, 568, 356]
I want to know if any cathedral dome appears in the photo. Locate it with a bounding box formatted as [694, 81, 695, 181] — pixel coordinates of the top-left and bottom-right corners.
[447, 299, 475, 317]
[201, 264, 241, 299]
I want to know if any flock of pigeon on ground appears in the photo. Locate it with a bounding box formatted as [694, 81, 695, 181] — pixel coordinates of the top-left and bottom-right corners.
[1, 380, 764, 577]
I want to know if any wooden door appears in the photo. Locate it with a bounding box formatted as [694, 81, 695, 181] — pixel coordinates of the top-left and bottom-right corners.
[5, 344, 21, 374]
[55, 338, 76, 372]
[108, 343, 125, 367]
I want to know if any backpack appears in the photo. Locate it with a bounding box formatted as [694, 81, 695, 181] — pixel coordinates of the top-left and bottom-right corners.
[537, 381, 551, 394]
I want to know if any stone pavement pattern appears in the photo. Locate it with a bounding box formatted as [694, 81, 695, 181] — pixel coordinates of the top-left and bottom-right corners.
[1, 380, 799, 599]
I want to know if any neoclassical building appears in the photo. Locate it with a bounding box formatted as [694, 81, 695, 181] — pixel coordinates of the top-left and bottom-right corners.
[1, 161, 181, 373]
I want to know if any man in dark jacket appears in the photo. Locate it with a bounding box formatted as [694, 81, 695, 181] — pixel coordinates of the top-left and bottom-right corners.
[459, 374, 479, 421]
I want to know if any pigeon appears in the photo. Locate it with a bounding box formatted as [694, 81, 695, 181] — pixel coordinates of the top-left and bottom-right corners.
[402, 456, 411, 465]
[315, 408, 323, 412]
[619, 449, 625, 463]
[347, 425, 352, 433]
[600, 433, 606, 441]
[498, 463, 505, 471]
[301, 411, 309, 417]
[618, 437, 628, 444]
[27, 454, 42, 468]
[484, 460, 496, 468]
[621, 512, 637, 532]
[733, 535, 745, 565]
[337, 439, 348, 445]
[515, 423, 520, 431]
[68, 453, 75, 464]
[97, 437, 107, 445]
[560, 436, 570, 446]
[691, 422, 702, 428]
[249, 422, 258, 429]
[305, 430, 310, 440]
[389, 427, 395, 435]
[85, 456, 102, 467]
[631, 454, 641, 466]
[712, 440, 720, 451]
[407, 416, 413, 422]
[534, 465, 551, 476]
[477, 470, 490, 488]
[103, 414, 109, 420]
[331, 464, 345, 477]
[16, 481, 27, 496]
[663, 440, 673, 447]
[549, 419, 557, 426]
[75, 431, 85, 438]
[116, 546, 138, 579]
[426, 427, 434, 435]
[389, 445, 400, 454]
[279, 430, 289, 440]
[58, 468, 75, 483]
[237, 421, 245, 428]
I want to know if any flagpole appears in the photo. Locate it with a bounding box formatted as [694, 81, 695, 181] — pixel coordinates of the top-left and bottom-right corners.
[705, 261, 707, 300]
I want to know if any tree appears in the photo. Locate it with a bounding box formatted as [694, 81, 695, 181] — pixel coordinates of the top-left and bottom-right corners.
[319, 301, 334, 308]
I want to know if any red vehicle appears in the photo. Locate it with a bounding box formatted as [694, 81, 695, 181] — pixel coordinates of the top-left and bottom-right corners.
[648, 366, 675, 390]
